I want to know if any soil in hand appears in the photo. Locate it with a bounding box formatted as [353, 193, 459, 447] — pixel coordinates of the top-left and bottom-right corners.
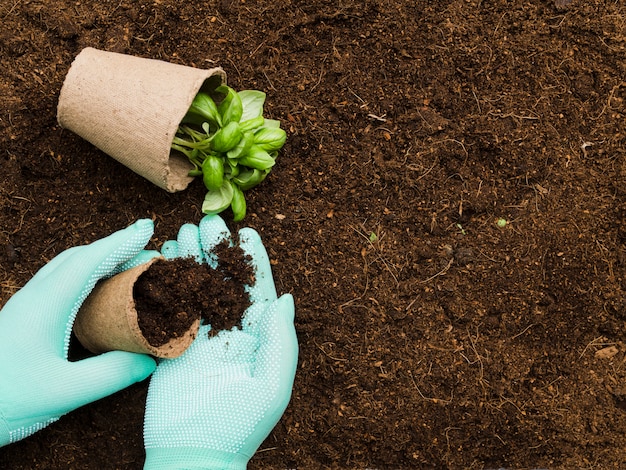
[134, 241, 254, 346]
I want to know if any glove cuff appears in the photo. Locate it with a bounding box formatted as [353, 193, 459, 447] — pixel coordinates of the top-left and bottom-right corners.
[144, 447, 249, 470]
[0, 412, 10, 447]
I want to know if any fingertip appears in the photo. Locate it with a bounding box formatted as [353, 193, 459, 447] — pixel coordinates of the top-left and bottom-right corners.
[199, 215, 230, 240]
[129, 219, 155, 244]
[238, 227, 262, 245]
[102, 350, 157, 382]
[238, 229, 276, 304]
[68, 352, 156, 406]
[135, 354, 158, 380]
[133, 218, 154, 232]
[199, 214, 225, 226]
[199, 215, 231, 265]
[260, 295, 297, 352]
[175, 224, 202, 261]
[161, 240, 179, 259]
[178, 222, 200, 236]
[275, 294, 295, 322]
[238, 228, 269, 267]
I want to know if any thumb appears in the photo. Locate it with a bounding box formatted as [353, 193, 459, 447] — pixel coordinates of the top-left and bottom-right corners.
[62, 351, 156, 408]
[239, 294, 298, 458]
[255, 294, 298, 399]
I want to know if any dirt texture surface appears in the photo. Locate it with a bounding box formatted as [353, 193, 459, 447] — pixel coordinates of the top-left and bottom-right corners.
[1, 0, 626, 468]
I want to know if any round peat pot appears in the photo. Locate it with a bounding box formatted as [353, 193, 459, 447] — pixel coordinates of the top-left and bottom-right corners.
[73, 257, 200, 358]
[57, 47, 226, 192]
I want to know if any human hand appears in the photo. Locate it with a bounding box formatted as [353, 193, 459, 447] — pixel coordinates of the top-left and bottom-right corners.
[0, 219, 159, 447]
[143, 215, 298, 470]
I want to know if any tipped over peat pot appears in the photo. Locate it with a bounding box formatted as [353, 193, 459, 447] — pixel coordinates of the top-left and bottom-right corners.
[57, 47, 226, 192]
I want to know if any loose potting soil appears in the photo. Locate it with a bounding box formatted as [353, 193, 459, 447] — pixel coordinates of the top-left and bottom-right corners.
[135, 241, 254, 346]
[2, 1, 626, 468]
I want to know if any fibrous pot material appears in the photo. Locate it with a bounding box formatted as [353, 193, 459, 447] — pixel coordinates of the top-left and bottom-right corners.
[73, 257, 200, 359]
[57, 47, 226, 192]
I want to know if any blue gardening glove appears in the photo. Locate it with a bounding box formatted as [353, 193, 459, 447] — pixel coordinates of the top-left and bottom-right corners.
[0, 219, 159, 447]
[144, 215, 298, 470]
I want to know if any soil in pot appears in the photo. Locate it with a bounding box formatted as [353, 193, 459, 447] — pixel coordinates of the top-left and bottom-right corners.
[135, 240, 254, 346]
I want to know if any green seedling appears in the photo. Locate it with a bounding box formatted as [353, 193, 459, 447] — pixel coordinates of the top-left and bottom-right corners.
[172, 85, 286, 221]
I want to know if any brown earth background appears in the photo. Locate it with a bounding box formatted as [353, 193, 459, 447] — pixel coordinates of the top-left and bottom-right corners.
[1, 0, 625, 468]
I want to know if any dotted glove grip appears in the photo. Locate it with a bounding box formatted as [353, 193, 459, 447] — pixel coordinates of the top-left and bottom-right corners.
[0, 220, 158, 446]
[144, 216, 298, 470]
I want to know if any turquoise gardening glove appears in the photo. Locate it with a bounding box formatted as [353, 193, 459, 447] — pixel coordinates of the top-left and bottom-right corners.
[144, 215, 298, 470]
[0, 219, 158, 447]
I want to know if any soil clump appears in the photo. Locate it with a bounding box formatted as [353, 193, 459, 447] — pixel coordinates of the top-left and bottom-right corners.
[135, 242, 253, 346]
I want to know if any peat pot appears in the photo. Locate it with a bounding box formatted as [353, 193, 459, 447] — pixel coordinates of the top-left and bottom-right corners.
[73, 257, 201, 359]
[57, 47, 226, 192]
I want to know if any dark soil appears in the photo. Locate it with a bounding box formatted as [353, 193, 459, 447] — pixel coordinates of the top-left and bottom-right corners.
[1, 0, 625, 469]
[134, 257, 202, 347]
[134, 242, 253, 347]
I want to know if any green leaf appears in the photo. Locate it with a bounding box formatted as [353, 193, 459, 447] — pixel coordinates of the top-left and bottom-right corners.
[217, 85, 243, 125]
[239, 90, 266, 122]
[226, 131, 254, 159]
[180, 113, 209, 128]
[262, 119, 282, 128]
[202, 180, 234, 215]
[230, 184, 247, 222]
[233, 168, 269, 191]
[175, 87, 280, 221]
[201, 155, 225, 191]
[225, 158, 240, 178]
[211, 122, 243, 152]
[184, 92, 222, 127]
[237, 146, 276, 170]
[253, 127, 286, 152]
[239, 116, 265, 133]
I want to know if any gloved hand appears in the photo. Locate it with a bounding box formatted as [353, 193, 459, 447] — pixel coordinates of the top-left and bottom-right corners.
[0, 219, 159, 447]
[144, 215, 298, 470]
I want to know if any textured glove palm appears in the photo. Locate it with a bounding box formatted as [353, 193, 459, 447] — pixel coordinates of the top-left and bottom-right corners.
[0, 219, 158, 446]
[144, 215, 298, 470]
